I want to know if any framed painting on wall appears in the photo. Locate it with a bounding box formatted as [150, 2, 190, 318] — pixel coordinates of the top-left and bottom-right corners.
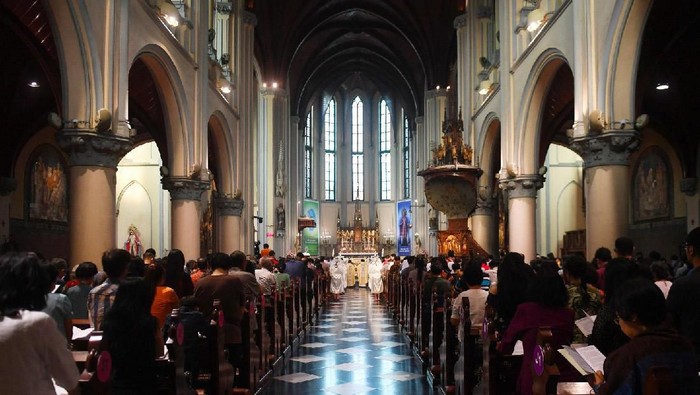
[632, 146, 672, 222]
[27, 145, 68, 222]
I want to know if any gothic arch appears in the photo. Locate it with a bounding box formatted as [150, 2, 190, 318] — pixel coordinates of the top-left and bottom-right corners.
[116, 180, 153, 250]
[131, 44, 191, 176]
[606, 0, 653, 122]
[518, 49, 571, 174]
[43, 1, 101, 122]
[478, 113, 501, 194]
[207, 111, 235, 195]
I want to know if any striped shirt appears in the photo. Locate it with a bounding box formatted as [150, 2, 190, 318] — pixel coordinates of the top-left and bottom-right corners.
[87, 279, 119, 330]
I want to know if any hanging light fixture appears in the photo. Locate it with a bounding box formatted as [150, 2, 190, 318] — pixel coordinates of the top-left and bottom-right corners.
[157, 1, 180, 27]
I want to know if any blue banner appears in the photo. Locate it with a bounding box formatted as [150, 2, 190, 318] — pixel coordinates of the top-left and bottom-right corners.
[302, 199, 319, 255]
[397, 200, 412, 256]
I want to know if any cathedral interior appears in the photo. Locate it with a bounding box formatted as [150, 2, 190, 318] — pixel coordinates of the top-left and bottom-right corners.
[0, 0, 698, 266]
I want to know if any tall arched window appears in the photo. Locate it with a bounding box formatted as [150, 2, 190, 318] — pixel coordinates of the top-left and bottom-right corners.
[379, 99, 391, 201]
[403, 113, 411, 199]
[323, 99, 336, 201]
[351, 96, 364, 200]
[304, 109, 313, 198]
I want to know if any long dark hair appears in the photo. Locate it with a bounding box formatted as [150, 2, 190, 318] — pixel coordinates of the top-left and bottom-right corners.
[0, 252, 50, 315]
[165, 249, 185, 293]
[564, 255, 591, 307]
[496, 252, 534, 323]
[415, 256, 426, 284]
[104, 277, 155, 321]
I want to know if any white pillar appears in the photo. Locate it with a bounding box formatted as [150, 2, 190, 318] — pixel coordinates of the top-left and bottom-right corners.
[57, 131, 131, 268]
[570, 131, 640, 258]
[472, 198, 497, 256]
[215, 196, 244, 254]
[162, 177, 209, 261]
[238, 10, 257, 253]
[499, 175, 545, 262]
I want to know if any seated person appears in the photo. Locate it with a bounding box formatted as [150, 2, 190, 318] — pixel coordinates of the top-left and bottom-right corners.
[497, 272, 576, 395]
[41, 263, 73, 340]
[451, 261, 489, 342]
[592, 279, 699, 394]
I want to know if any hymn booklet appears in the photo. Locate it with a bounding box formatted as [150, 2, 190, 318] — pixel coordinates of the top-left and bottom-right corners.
[558, 345, 605, 375]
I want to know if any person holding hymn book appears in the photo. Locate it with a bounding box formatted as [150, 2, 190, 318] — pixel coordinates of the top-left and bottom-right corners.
[588, 279, 698, 394]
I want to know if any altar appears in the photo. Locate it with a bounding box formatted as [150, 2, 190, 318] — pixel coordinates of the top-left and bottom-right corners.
[338, 252, 374, 287]
[336, 201, 379, 254]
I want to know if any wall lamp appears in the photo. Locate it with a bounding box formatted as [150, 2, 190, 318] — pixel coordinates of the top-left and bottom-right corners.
[157, 1, 181, 27]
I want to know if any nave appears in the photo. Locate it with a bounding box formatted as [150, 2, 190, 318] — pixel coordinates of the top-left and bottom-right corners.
[261, 287, 431, 394]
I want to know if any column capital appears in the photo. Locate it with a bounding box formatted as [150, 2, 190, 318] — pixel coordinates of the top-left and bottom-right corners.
[569, 130, 641, 169]
[162, 177, 210, 201]
[214, 196, 245, 216]
[453, 13, 468, 29]
[473, 197, 495, 216]
[0, 177, 17, 196]
[415, 116, 424, 125]
[425, 89, 447, 100]
[260, 87, 288, 97]
[241, 10, 257, 26]
[56, 129, 132, 168]
[290, 115, 300, 125]
[499, 175, 545, 199]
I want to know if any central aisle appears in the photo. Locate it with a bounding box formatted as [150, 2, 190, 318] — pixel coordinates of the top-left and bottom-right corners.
[261, 288, 432, 394]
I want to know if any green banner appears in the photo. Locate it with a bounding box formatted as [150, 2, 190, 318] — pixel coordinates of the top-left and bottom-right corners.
[302, 199, 319, 255]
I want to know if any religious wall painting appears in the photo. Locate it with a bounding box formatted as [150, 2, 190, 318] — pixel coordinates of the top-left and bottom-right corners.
[397, 200, 412, 256]
[632, 147, 672, 222]
[27, 145, 68, 222]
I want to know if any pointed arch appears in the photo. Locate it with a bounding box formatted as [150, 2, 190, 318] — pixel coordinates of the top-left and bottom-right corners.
[131, 44, 191, 176]
[207, 111, 234, 195]
[517, 49, 571, 174]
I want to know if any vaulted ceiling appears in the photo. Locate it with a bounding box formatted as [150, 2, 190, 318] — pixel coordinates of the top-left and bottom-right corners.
[249, 0, 464, 118]
[636, 0, 700, 177]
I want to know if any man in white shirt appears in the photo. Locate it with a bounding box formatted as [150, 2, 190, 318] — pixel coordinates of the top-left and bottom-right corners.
[255, 257, 277, 352]
[451, 263, 488, 343]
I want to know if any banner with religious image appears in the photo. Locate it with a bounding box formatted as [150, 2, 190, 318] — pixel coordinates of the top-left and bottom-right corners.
[397, 200, 412, 256]
[302, 199, 319, 255]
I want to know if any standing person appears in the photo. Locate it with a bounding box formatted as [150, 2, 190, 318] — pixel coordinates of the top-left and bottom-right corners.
[67, 261, 98, 320]
[614, 237, 635, 260]
[562, 255, 602, 343]
[451, 262, 489, 342]
[190, 258, 209, 284]
[255, 257, 276, 352]
[329, 258, 344, 301]
[650, 261, 672, 299]
[101, 277, 162, 393]
[194, 253, 247, 387]
[0, 252, 80, 395]
[143, 263, 179, 333]
[42, 263, 73, 340]
[165, 249, 194, 298]
[88, 249, 131, 330]
[593, 247, 612, 291]
[497, 272, 575, 395]
[667, 227, 700, 368]
[260, 243, 271, 257]
[368, 255, 383, 300]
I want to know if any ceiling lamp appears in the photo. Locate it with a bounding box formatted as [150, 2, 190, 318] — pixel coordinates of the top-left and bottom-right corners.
[28, 81, 40, 88]
[478, 80, 492, 95]
[158, 1, 180, 27]
[655, 82, 669, 91]
[527, 8, 545, 33]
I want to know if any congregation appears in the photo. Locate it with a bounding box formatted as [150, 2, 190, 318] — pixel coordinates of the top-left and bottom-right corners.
[1, 227, 700, 394]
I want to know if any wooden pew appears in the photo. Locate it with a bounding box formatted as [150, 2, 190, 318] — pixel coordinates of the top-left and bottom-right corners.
[481, 306, 521, 395]
[164, 308, 195, 394]
[458, 296, 483, 395]
[530, 327, 559, 395]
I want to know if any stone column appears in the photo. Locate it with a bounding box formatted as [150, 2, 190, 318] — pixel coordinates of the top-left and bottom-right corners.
[570, 130, 640, 258]
[57, 130, 131, 267]
[215, 196, 244, 254]
[472, 197, 496, 256]
[499, 175, 545, 261]
[0, 177, 17, 244]
[162, 177, 210, 261]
